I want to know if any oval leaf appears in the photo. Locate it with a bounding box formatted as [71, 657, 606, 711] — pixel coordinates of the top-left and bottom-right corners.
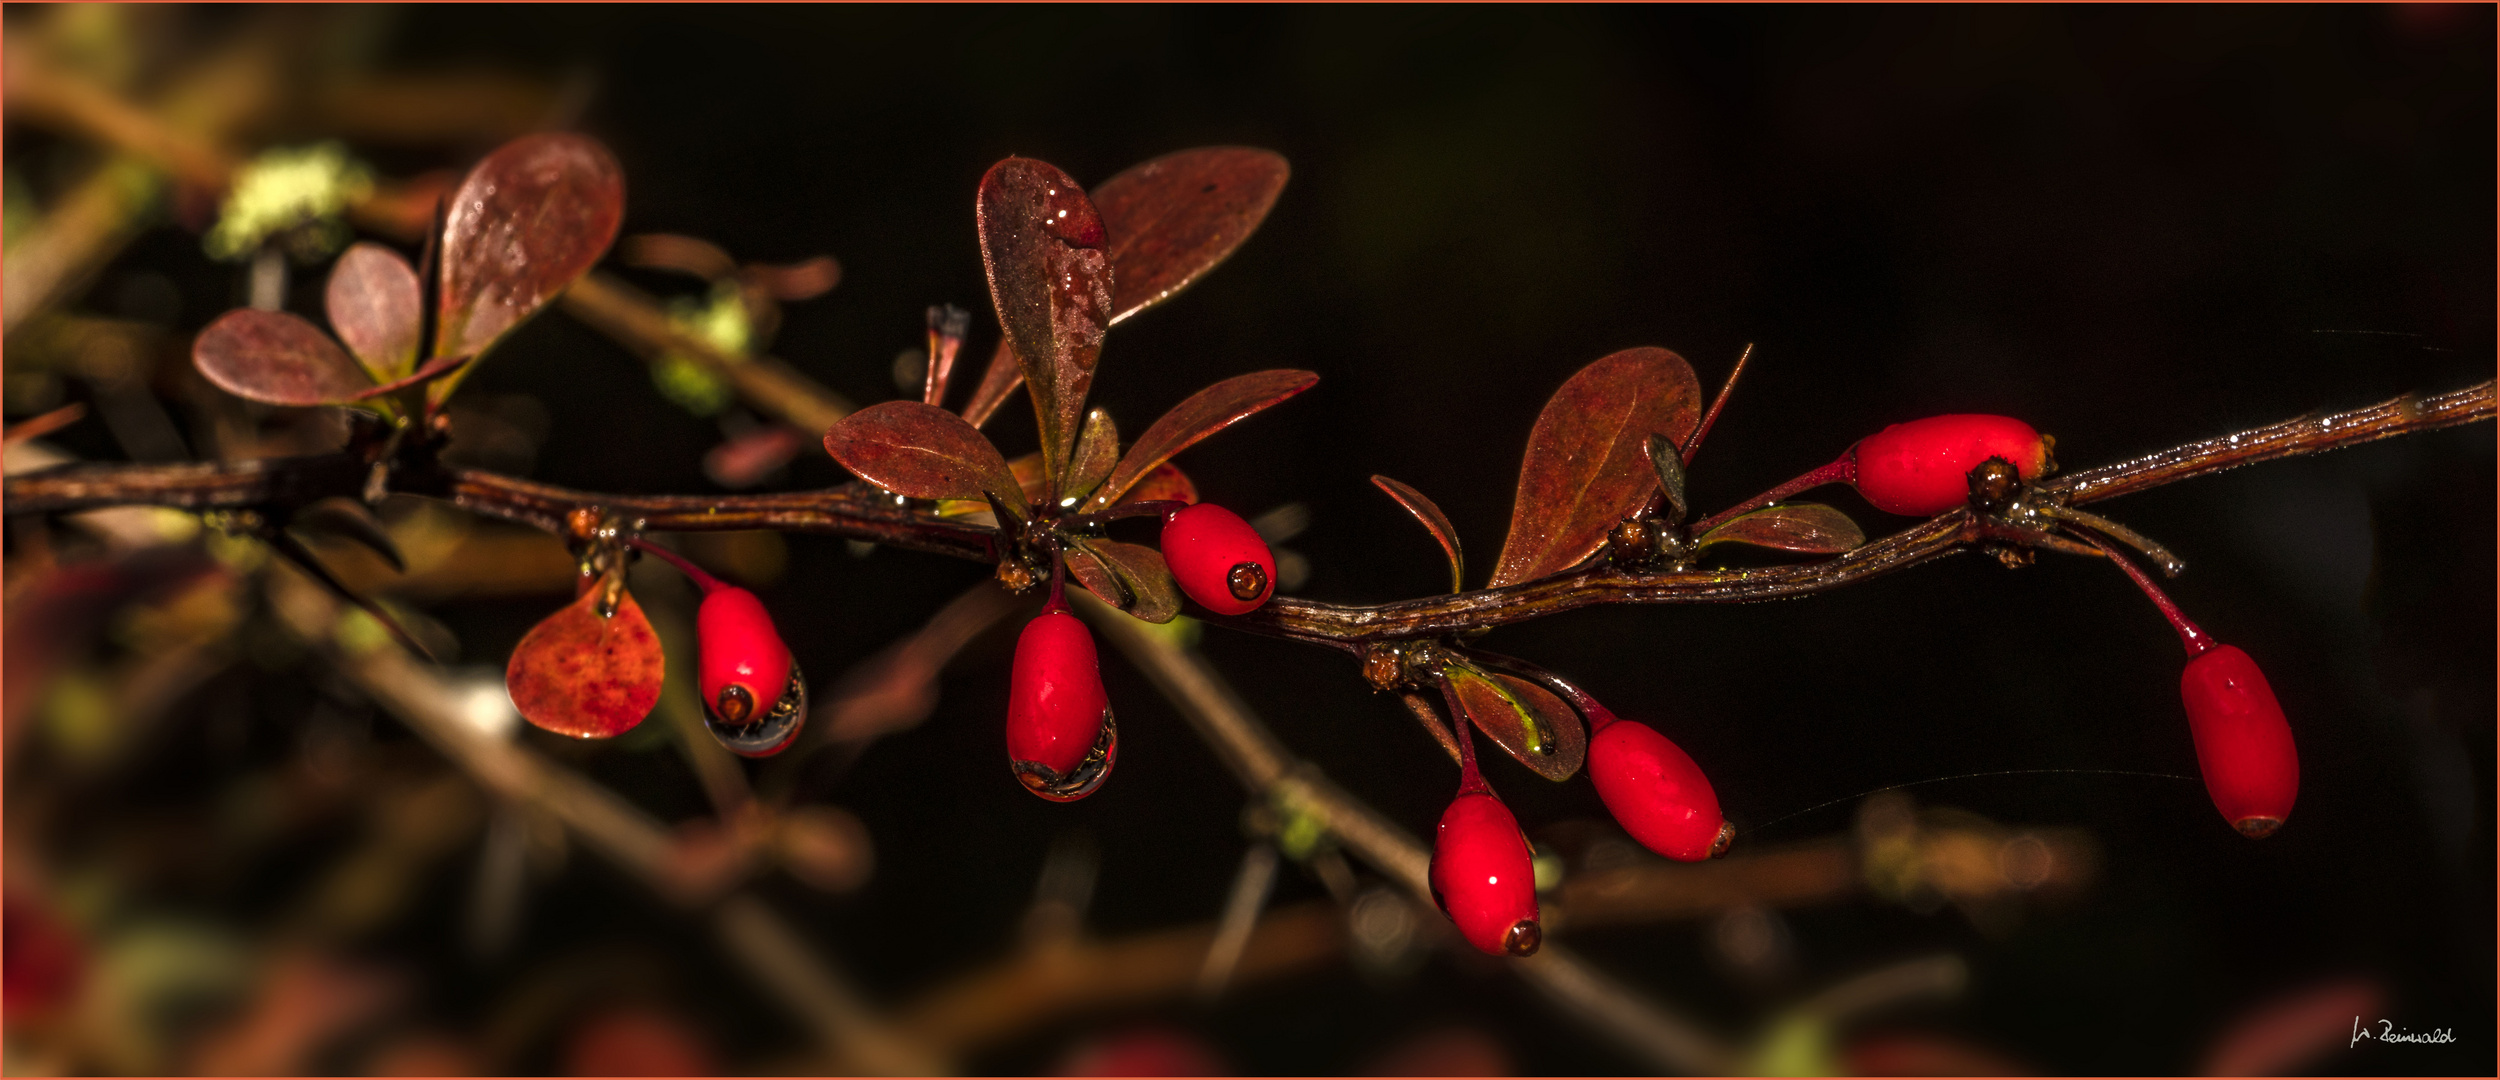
[824, 400, 1022, 509]
[1062, 408, 1121, 509]
[1695, 502, 1865, 555]
[326, 241, 422, 381]
[1372, 475, 1464, 593]
[1488, 348, 1702, 588]
[1083, 369, 1318, 513]
[957, 148, 1291, 430]
[1093, 146, 1291, 325]
[977, 157, 1111, 491]
[1446, 666, 1586, 782]
[506, 584, 663, 739]
[193, 309, 376, 406]
[434, 133, 626, 388]
[1068, 536, 1181, 624]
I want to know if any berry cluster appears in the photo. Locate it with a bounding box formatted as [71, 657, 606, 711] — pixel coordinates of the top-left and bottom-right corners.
[308, 134, 2295, 962]
[1413, 407, 2295, 957]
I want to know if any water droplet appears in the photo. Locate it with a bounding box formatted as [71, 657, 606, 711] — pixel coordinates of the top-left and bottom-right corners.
[1010, 708, 1117, 802]
[704, 658, 806, 758]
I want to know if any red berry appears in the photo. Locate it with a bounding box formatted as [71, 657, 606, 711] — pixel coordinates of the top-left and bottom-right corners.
[1008, 610, 1117, 800]
[695, 586, 806, 757]
[2180, 645, 2297, 837]
[1588, 720, 1732, 862]
[1160, 503, 1276, 615]
[1428, 792, 1540, 957]
[1851, 414, 2050, 516]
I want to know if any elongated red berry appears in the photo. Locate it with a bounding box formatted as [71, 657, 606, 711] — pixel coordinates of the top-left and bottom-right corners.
[1851, 414, 2051, 516]
[1429, 792, 1540, 957]
[1008, 609, 1117, 800]
[631, 541, 805, 757]
[2181, 645, 2297, 837]
[1160, 503, 1276, 615]
[1589, 720, 1732, 862]
[695, 585, 806, 757]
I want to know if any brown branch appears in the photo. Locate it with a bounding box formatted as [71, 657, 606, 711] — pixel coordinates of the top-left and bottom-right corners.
[10, 382, 2487, 642]
[1220, 379, 2495, 643]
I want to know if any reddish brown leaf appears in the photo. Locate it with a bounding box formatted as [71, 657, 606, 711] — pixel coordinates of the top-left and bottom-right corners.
[977, 157, 1111, 490]
[326, 242, 422, 381]
[959, 338, 1023, 429]
[1006, 452, 1052, 506]
[433, 133, 626, 398]
[824, 400, 1023, 511]
[1083, 369, 1318, 513]
[1068, 536, 1182, 624]
[1694, 502, 1865, 555]
[506, 585, 663, 739]
[1488, 347, 1702, 588]
[1063, 408, 1120, 508]
[954, 148, 1291, 429]
[1121, 462, 1199, 507]
[1371, 474, 1464, 593]
[193, 309, 376, 406]
[1093, 146, 1291, 325]
[1446, 666, 1585, 782]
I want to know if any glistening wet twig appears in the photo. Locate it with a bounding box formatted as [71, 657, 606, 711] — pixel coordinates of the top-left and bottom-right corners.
[11, 382, 2486, 642]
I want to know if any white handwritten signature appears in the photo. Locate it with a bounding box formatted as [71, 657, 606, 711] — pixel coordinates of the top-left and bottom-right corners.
[2351, 1016, 2456, 1047]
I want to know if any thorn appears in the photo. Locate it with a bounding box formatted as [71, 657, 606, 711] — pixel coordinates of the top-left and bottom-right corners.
[1684, 342, 1754, 467]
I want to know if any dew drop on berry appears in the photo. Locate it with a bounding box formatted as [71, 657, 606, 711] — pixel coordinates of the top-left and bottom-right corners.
[704, 658, 806, 758]
[1010, 707, 1118, 802]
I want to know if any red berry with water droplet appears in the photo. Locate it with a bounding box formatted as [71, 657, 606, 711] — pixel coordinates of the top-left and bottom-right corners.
[1589, 719, 1732, 862]
[1428, 791, 1540, 957]
[1008, 609, 1117, 800]
[1850, 414, 2051, 516]
[2181, 645, 2297, 838]
[1160, 503, 1275, 615]
[631, 541, 805, 757]
[695, 585, 806, 757]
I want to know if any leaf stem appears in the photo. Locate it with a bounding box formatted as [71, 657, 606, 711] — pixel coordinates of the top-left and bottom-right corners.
[1691, 456, 1855, 534]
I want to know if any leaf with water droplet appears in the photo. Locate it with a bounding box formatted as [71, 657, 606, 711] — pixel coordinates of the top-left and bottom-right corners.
[823, 400, 1023, 513]
[506, 583, 663, 739]
[1444, 664, 1585, 782]
[959, 147, 1291, 430]
[977, 157, 1110, 489]
[1371, 475, 1464, 593]
[194, 309, 376, 406]
[431, 133, 626, 404]
[1084, 369, 1318, 512]
[1062, 408, 1120, 509]
[1695, 503, 1864, 554]
[1489, 348, 1702, 587]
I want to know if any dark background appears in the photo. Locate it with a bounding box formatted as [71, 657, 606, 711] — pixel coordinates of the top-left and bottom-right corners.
[25, 5, 2498, 1074]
